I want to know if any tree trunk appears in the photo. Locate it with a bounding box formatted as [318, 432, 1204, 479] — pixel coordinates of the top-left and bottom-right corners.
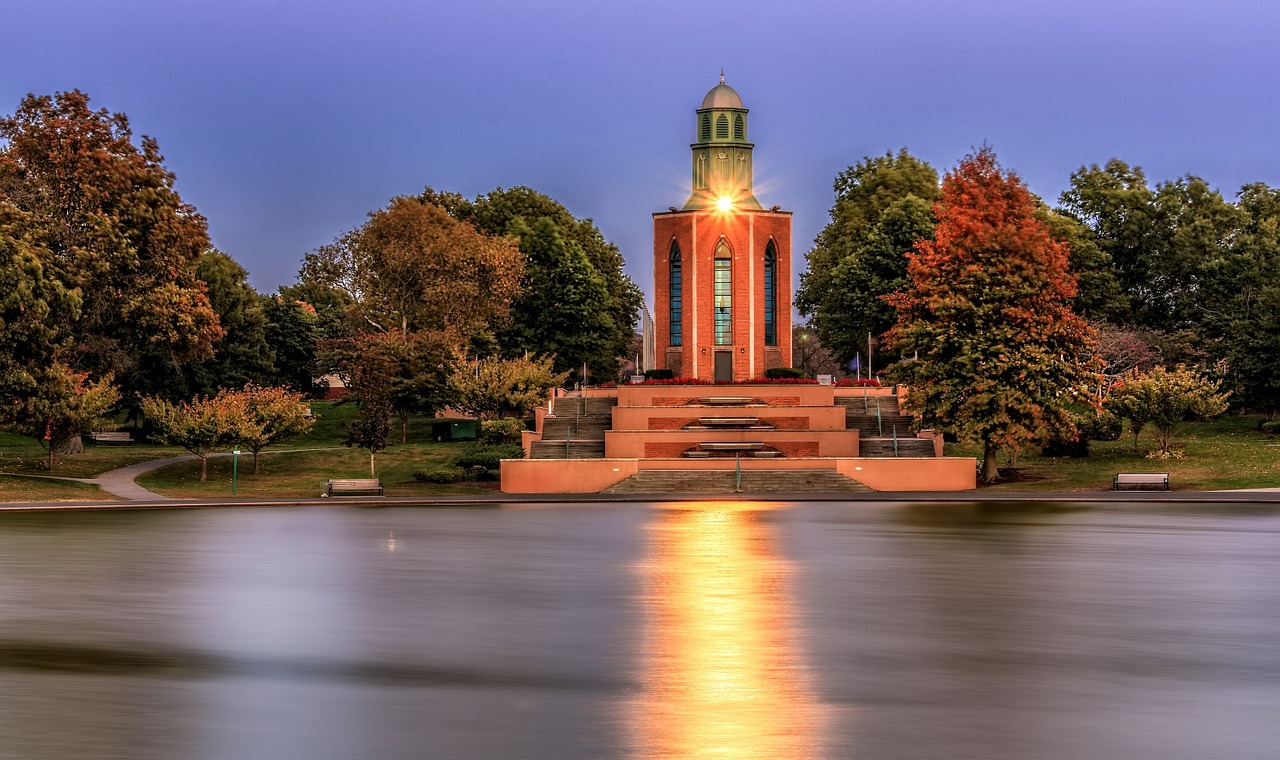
[369, 451, 376, 477]
[199, 454, 208, 482]
[46, 446, 55, 472]
[253, 450, 261, 475]
[57, 436, 84, 455]
[980, 441, 1001, 483]
[400, 411, 409, 444]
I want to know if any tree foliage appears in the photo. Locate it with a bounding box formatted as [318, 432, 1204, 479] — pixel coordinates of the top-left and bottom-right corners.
[449, 355, 567, 420]
[261, 294, 320, 394]
[885, 148, 1100, 482]
[0, 90, 221, 390]
[796, 150, 939, 364]
[0, 207, 80, 397]
[1107, 365, 1230, 455]
[300, 197, 523, 344]
[141, 390, 259, 481]
[234, 384, 315, 474]
[3, 362, 118, 471]
[426, 186, 644, 379]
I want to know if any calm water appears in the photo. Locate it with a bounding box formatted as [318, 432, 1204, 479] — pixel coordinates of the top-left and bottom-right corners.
[1, 501, 1277, 759]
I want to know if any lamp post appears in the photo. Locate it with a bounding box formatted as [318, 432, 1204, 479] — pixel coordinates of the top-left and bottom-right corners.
[232, 447, 240, 496]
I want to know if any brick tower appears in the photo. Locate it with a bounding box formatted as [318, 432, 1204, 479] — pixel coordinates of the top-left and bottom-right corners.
[653, 75, 792, 381]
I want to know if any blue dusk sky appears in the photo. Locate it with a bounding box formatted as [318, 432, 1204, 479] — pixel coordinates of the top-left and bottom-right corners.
[4, 0, 1279, 309]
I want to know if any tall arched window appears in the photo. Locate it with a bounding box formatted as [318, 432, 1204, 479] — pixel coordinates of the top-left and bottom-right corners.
[714, 241, 732, 346]
[669, 242, 682, 346]
[699, 115, 711, 142]
[733, 114, 744, 140]
[715, 114, 729, 139]
[764, 241, 778, 346]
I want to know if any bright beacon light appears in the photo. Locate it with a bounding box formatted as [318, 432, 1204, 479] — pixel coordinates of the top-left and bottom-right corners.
[716, 196, 733, 212]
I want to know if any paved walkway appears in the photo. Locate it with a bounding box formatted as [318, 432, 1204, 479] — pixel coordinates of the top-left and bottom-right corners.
[90, 455, 194, 500]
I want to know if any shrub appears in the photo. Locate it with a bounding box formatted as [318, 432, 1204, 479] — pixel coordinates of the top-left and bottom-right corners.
[1081, 409, 1123, 441]
[644, 368, 675, 381]
[1040, 434, 1090, 458]
[452, 443, 524, 471]
[1262, 420, 1280, 436]
[765, 367, 807, 380]
[479, 418, 525, 445]
[413, 467, 467, 483]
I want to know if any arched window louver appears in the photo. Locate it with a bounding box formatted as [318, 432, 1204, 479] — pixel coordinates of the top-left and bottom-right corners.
[669, 242, 682, 346]
[715, 114, 729, 139]
[764, 241, 778, 346]
[733, 115, 744, 140]
[700, 115, 711, 142]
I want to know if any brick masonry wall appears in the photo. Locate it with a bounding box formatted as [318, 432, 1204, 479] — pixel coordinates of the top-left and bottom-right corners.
[645, 442, 694, 458]
[653, 209, 792, 380]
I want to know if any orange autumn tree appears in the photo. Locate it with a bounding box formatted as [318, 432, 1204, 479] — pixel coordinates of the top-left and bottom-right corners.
[885, 148, 1100, 482]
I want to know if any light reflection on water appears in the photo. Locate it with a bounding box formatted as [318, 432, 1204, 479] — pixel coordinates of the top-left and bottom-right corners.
[630, 501, 824, 759]
[0, 501, 1278, 759]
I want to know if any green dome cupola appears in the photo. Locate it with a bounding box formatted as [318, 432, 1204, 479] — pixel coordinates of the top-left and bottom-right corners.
[684, 72, 761, 211]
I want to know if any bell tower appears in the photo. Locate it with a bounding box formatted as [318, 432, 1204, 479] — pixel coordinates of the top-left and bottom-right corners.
[653, 76, 792, 381]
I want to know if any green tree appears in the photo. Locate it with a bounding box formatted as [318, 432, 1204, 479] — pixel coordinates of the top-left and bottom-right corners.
[233, 384, 315, 474]
[186, 249, 273, 396]
[495, 217, 615, 375]
[429, 186, 644, 380]
[1196, 182, 1280, 418]
[1107, 365, 1230, 454]
[796, 150, 939, 364]
[261, 294, 320, 394]
[4, 362, 118, 471]
[141, 389, 260, 481]
[0, 207, 80, 400]
[1058, 159, 1161, 327]
[885, 148, 1100, 483]
[0, 90, 221, 390]
[449, 355, 567, 420]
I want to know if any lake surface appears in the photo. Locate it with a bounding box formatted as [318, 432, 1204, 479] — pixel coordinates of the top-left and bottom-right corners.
[1, 500, 1277, 759]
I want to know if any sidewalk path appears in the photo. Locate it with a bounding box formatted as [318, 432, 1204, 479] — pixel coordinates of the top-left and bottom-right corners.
[90, 456, 195, 500]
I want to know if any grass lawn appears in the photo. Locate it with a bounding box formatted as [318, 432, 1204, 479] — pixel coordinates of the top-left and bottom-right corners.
[0, 475, 117, 503]
[2, 402, 500, 501]
[952, 414, 1280, 492]
[136, 441, 502, 498]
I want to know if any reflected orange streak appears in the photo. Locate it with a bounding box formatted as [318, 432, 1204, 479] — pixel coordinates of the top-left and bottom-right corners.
[630, 502, 824, 759]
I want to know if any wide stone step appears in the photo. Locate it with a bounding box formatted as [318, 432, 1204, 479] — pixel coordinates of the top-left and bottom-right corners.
[528, 440, 606, 459]
[835, 396, 901, 415]
[858, 438, 937, 457]
[551, 397, 618, 417]
[601, 469, 873, 494]
[540, 418, 611, 440]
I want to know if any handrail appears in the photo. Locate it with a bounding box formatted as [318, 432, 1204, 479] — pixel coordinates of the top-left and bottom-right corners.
[735, 453, 742, 493]
[876, 400, 883, 437]
[892, 425, 899, 457]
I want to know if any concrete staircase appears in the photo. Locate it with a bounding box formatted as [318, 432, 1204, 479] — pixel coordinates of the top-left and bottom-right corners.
[836, 395, 936, 457]
[600, 469, 873, 494]
[528, 394, 617, 460]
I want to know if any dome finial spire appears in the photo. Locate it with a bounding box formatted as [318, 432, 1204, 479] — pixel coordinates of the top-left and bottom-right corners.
[719, 68, 725, 85]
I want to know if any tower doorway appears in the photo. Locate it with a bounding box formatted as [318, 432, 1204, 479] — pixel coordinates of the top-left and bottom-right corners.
[714, 351, 733, 383]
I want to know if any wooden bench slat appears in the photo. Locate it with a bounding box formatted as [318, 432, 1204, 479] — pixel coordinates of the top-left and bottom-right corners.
[327, 478, 384, 496]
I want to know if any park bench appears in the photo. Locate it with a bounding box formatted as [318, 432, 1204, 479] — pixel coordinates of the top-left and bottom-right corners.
[1113, 473, 1170, 491]
[88, 431, 135, 444]
[326, 478, 384, 497]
